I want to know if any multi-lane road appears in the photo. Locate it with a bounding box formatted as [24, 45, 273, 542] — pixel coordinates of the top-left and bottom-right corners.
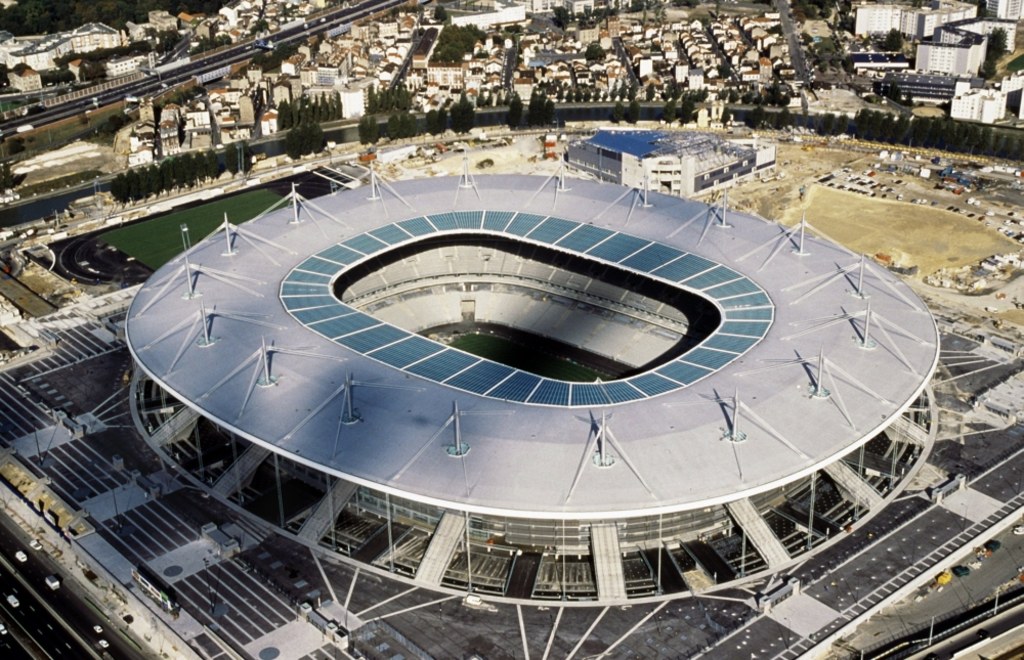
[0, 0, 407, 138]
[0, 513, 136, 659]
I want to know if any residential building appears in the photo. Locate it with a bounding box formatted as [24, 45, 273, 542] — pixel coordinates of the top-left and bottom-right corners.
[9, 67, 41, 92]
[854, 1, 977, 40]
[985, 0, 1022, 20]
[950, 87, 1006, 122]
[105, 54, 146, 78]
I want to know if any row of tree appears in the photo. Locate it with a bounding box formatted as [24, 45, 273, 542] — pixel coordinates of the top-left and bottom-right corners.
[276, 94, 343, 131]
[853, 109, 1024, 159]
[367, 85, 414, 114]
[283, 122, 324, 160]
[740, 104, 1024, 160]
[109, 144, 255, 204]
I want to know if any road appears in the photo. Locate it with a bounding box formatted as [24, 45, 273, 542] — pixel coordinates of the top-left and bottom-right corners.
[773, 0, 811, 87]
[0, 512, 140, 659]
[0, 0, 407, 137]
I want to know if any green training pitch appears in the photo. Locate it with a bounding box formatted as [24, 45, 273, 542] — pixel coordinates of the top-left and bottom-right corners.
[1009, 53, 1024, 72]
[448, 332, 606, 382]
[100, 190, 282, 269]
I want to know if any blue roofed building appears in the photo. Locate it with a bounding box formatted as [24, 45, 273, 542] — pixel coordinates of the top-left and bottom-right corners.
[565, 129, 776, 197]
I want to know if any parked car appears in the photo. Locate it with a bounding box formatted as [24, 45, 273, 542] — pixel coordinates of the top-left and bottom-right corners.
[952, 565, 971, 577]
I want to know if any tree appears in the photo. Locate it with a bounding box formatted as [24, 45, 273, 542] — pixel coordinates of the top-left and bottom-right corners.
[542, 98, 556, 126]
[425, 109, 443, 135]
[612, 101, 625, 123]
[449, 93, 475, 133]
[358, 115, 380, 144]
[981, 28, 1007, 79]
[749, 104, 766, 128]
[627, 99, 641, 124]
[387, 113, 402, 140]
[585, 42, 605, 62]
[988, 28, 1007, 58]
[552, 6, 571, 29]
[432, 24, 486, 64]
[526, 91, 546, 126]
[433, 4, 448, 22]
[225, 141, 252, 174]
[663, 98, 677, 124]
[679, 96, 696, 123]
[0, 161, 14, 190]
[507, 93, 523, 128]
[882, 29, 902, 52]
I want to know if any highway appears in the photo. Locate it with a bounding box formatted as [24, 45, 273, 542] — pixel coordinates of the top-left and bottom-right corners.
[0, 512, 139, 659]
[0, 0, 407, 137]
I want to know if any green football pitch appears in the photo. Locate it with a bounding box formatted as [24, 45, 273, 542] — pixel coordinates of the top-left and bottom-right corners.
[100, 190, 282, 269]
[448, 332, 605, 382]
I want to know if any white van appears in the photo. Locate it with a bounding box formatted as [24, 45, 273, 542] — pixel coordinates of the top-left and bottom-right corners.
[45, 575, 60, 590]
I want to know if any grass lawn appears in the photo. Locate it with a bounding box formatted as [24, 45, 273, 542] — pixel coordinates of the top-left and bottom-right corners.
[1008, 52, 1024, 72]
[449, 332, 605, 382]
[100, 190, 282, 269]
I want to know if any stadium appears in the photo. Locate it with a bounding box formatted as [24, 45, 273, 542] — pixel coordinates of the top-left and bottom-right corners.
[125, 172, 939, 603]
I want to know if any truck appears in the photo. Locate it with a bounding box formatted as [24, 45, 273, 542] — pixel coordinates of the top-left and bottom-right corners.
[45, 575, 60, 590]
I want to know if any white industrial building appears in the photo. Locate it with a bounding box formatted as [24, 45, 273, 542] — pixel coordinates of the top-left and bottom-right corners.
[450, 0, 526, 30]
[950, 88, 1006, 123]
[565, 130, 776, 197]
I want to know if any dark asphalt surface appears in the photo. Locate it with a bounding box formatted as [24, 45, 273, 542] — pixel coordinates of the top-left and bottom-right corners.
[0, 513, 137, 659]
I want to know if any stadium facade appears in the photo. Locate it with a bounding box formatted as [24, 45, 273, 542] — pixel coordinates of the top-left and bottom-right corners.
[127, 173, 938, 603]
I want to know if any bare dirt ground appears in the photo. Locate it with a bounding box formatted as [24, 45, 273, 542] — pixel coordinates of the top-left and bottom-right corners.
[13, 140, 118, 187]
[726, 142, 862, 220]
[726, 143, 1020, 276]
[380, 135, 561, 180]
[779, 185, 1019, 274]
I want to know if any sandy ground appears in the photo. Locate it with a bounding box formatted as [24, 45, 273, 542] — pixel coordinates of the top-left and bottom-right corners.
[808, 88, 871, 117]
[726, 142, 863, 220]
[379, 135, 562, 180]
[778, 185, 1020, 274]
[716, 141, 1024, 331]
[13, 140, 118, 186]
[726, 143, 1021, 276]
